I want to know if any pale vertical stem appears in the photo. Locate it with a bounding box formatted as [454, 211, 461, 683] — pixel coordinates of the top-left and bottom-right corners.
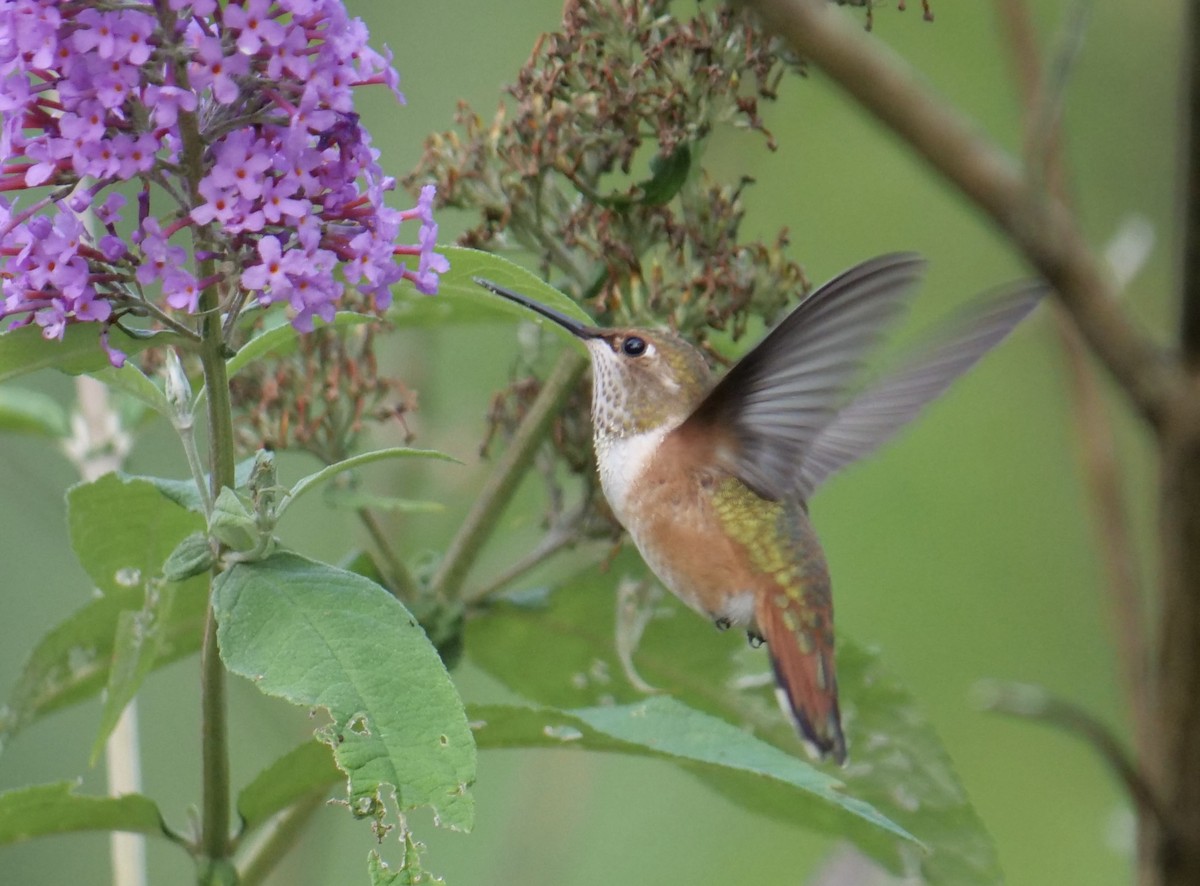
[66, 376, 145, 886]
[106, 709, 147, 886]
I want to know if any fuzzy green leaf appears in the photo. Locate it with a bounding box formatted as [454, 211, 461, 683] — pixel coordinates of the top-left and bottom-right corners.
[390, 247, 592, 328]
[57, 474, 206, 758]
[0, 584, 206, 750]
[67, 473, 205, 595]
[467, 554, 1001, 883]
[278, 447, 458, 520]
[470, 699, 912, 843]
[0, 385, 68, 436]
[0, 324, 182, 383]
[122, 456, 259, 514]
[0, 781, 164, 845]
[91, 362, 173, 420]
[224, 312, 374, 380]
[214, 552, 475, 832]
[88, 584, 181, 765]
[237, 740, 341, 835]
[368, 838, 445, 886]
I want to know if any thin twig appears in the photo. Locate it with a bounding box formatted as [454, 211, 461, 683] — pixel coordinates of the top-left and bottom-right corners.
[463, 510, 591, 604]
[430, 348, 589, 601]
[357, 506, 419, 601]
[976, 681, 1172, 840]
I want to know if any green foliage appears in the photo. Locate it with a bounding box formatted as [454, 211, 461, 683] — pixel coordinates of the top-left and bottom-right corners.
[0, 584, 205, 750]
[91, 362, 173, 421]
[277, 447, 458, 520]
[0, 324, 181, 382]
[237, 740, 341, 835]
[224, 312, 375, 380]
[213, 552, 476, 831]
[469, 699, 913, 842]
[466, 553, 1001, 884]
[368, 836, 446, 886]
[0, 781, 165, 846]
[88, 584, 184, 765]
[397, 247, 592, 328]
[67, 474, 205, 595]
[0, 385, 68, 436]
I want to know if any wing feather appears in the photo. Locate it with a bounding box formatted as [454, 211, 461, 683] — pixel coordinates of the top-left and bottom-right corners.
[798, 281, 1046, 497]
[684, 254, 925, 500]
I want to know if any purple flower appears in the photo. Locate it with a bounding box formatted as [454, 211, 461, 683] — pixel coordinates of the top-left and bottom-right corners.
[189, 36, 250, 106]
[0, 0, 445, 353]
[224, 0, 286, 56]
[208, 130, 272, 201]
[162, 268, 201, 313]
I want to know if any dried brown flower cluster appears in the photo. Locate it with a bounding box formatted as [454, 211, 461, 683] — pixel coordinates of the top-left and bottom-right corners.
[229, 322, 416, 464]
[408, 0, 813, 528]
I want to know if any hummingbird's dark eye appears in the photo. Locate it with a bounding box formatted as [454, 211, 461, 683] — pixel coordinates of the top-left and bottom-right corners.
[621, 336, 647, 357]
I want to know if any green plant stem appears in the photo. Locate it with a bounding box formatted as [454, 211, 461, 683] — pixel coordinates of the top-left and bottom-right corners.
[464, 507, 594, 604]
[194, 259, 236, 876]
[357, 506, 418, 600]
[175, 61, 237, 875]
[236, 793, 325, 886]
[431, 348, 588, 601]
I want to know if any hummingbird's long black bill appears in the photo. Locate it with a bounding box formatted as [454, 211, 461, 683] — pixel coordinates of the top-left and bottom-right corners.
[474, 277, 599, 339]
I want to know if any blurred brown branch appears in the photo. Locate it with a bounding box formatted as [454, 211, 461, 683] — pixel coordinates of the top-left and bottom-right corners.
[993, 0, 1150, 765]
[735, 1, 1200, 883]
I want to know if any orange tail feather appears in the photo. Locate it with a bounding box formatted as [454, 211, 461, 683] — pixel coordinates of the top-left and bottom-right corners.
[754, 589, 846, 764]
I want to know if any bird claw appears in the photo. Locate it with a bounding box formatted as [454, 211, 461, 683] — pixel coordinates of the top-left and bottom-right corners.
[747, 630, 765, 648]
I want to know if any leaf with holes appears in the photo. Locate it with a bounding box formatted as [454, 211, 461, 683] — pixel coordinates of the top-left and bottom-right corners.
[214, 552, 475, 832]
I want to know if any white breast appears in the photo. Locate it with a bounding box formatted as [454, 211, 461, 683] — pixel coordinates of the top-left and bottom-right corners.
[594, 427, 668, 526]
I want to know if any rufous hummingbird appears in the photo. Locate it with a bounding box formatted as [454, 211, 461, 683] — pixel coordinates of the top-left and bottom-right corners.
[478, 255, 1042, 763]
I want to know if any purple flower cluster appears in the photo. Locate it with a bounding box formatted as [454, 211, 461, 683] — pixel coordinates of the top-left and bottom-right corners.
[0, 0, 446, 364]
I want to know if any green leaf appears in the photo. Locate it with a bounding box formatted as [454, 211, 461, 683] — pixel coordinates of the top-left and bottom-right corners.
[214, 552, 476, 832]
[470, 699, 912, 843]
[237, 740, 341, 835]
[640, 143, 692, 206]
[0, 323, 184, 383]
[123, 456, 260, 514]
[579, 142, 693, 209]
[277, 447, 457, 520]
[60, 474, 207, 758]
[467, 554, 1001, 883]
[390, 247, 592, 328]
[68, 474, 205, 595]
[0, 781, 164, 845]
[0, 584, 206, 749]
[368, 837, 445, 886]
[91, 362, 173, 421]
[225, 312, 374, 380]
[0, 385, 68, 436]
[88, 584, 181, 765]
[162, 531, 215, 582]
[323, 488, 445, 515]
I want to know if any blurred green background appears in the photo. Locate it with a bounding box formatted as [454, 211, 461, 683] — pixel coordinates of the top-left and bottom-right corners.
[0, 1, 1179, 884]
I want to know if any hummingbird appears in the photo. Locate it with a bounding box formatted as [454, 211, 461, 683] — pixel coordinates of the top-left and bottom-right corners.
[478, 255, 1042, 763]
